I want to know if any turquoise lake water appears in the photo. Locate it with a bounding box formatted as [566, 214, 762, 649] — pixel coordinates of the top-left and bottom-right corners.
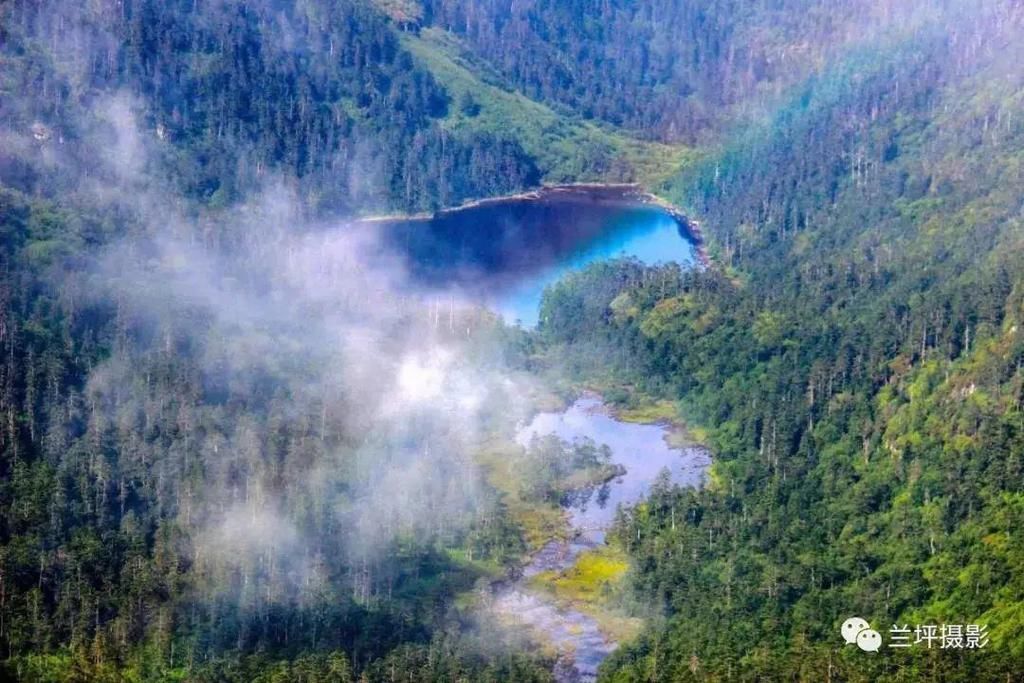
[378, 188, 697, 326]
[490, 207, 696, 325]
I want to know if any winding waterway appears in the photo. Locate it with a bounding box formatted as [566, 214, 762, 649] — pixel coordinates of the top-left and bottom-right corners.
[370, 185, 707, 678]
[494, 397, 711, 682]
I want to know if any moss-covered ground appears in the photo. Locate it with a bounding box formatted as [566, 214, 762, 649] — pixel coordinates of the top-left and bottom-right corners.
[529, 545, 643, 644]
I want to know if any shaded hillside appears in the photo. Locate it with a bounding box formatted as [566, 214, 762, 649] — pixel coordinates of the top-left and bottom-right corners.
[1, 0, 539, 214]
[416, 0, 936, 143]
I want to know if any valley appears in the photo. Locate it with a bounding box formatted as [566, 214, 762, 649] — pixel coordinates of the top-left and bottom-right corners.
[1, 1, 1023, 681]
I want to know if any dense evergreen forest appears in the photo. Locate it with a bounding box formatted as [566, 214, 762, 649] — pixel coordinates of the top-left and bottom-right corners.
[418, 0, 891, 141]
[2, 0, 1024, 681]
[2, 0, 540, 215]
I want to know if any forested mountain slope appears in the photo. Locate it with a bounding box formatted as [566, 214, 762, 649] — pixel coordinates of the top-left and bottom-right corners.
[2, 0, 542, 215]
[415, 0, 941, 142]
[1, 0, 706, 215]
[535, 2, 1024, 679]
[0, 2, 562, 680]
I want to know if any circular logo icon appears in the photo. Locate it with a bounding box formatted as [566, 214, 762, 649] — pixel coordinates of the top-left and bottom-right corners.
[841, 616, 871, 645]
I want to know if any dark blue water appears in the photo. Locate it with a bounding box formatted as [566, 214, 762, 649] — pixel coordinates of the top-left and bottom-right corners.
[376, 188, 697, 325]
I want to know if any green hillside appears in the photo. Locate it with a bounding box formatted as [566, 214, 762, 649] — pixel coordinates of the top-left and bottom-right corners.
[398, 27, 697, 188]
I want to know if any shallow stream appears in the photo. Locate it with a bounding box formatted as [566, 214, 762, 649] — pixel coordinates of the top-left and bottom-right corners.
[492, 397, 710, 682]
